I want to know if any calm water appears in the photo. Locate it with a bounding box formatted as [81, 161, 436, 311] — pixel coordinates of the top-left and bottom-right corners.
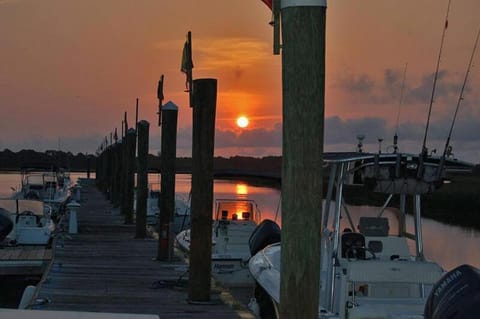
[1, 172, 479, 272]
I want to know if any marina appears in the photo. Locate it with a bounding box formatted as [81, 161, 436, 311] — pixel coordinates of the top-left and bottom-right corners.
[1, 0, 480, 318]
[27, 180, 254, 318]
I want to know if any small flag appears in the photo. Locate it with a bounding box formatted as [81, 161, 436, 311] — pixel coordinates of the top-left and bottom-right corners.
[260, 0, 273, 10]
[157, 75, 164, 101]
[180, 32, 193, 91]
[157, 75, 164, 126]
[180, 31, 194, 107]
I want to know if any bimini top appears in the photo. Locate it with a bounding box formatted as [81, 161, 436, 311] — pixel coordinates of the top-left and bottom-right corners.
[323, 152, 473, 194]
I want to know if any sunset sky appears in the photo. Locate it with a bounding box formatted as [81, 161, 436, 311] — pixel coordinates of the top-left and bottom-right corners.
[1, 0, 479, 162]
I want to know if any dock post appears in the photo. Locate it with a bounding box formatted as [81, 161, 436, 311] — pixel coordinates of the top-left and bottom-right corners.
[86, 155, 91, 179]
[280, 1, 326, 318]
[112, 141, 122, 207]
[105, 146, 113, 200]
[67, 200, 81, 234]
[157, 101, 178, 261]
[188, 79, 217, 302]
[136, 120, 150, 239]
[123, 128, 136, 224]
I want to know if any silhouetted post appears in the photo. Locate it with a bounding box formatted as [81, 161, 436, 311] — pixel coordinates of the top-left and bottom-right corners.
[101, 148, 109, 194]
[119, 139, 126, 213]
[106, 146, 113, 200]
[136, 120, 149, 238]
[188, 79, 217, 302]
[122, 128, 136, 224]
[157, 101, 178, 261]
[112, 141, 122, 207]
[86, 154, 91, 179]
[280, 1, 326, 318]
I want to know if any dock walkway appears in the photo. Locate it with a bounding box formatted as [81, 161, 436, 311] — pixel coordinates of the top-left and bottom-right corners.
[33, 184, 253, 318]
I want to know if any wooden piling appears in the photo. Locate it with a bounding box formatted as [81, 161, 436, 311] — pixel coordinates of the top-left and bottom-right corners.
[188, 78, 217, 302]
[122, 128, 136, 224]
[136, 120, 150, 238]
[280, 2, 326, 318]
[112, 141, 122, 207]
[157, 102, 178, 261]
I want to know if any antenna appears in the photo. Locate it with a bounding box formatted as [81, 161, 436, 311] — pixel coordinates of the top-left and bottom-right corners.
[421, 0, 452, 156]
[438, 26, 480, 176]
[394, 63, 408, 153]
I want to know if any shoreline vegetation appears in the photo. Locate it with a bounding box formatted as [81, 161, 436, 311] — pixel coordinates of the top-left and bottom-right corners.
[1, 149, 479, 231]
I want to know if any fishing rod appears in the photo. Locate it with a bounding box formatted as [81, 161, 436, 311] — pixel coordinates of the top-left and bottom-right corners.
[421, 0, 452, 156]
[437, 26, 480, 176]
[393, 62, 408, 153]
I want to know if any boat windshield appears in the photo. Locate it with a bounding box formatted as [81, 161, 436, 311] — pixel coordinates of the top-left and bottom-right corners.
[0, 199, 46, 216]
[215, 200, 258, 222]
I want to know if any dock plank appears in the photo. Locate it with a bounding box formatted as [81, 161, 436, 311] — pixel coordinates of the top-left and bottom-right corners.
[34, 185, 253, 319]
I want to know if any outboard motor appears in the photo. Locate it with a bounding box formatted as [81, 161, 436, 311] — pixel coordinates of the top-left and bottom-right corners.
[0, 209, 14, 242]
[425, 264, 480, 319]
[248, 219, 281, 256]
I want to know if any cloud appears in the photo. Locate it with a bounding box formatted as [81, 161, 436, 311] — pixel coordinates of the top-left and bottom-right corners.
[333, 68, 465, 106]
[4, 114, 478, 163]
[334, 73, 375, 94]
[196, 37, 270, 72]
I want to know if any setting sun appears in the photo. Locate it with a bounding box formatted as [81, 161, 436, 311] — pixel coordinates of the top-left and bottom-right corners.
[236, 116, 249, 128]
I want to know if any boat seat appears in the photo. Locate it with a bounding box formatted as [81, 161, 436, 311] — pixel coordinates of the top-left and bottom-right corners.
[221, 210, 228, 220]
[341, 232, 366, 259]
[359, 217, 389, 236]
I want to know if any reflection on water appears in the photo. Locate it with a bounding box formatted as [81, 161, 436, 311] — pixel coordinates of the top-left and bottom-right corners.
[235, 183, 248, 195]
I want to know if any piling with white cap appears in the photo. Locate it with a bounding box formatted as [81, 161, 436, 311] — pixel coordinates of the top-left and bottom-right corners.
[67, 200, 81, 234]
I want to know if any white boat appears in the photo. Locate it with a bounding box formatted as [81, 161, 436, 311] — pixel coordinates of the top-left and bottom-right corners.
[13, 167, 70, 215]
[248, 152, 473, 319]
[135, 185, 191, 233]
[0, 199, 55, 246]
[176, 198, 261, 286]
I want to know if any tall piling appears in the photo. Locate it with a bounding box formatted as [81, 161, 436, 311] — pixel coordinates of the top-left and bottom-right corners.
[157, 102, 178, 261]
[112, 141, 122, 207]
[188, 78, 217, 302]
[122, 128, 136, 224]
[279, 1, 327, 318]
[135, 120, 150, 238]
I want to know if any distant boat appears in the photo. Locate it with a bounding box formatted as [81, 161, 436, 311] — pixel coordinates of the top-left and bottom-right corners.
[176, 198, 262, 286]
[134, 184, 191, 233]
[12, 165, 70, 216]
[248, 152, 473, 318]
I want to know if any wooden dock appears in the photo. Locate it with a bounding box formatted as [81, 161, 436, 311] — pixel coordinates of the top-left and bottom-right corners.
[0, 246, 52, 277]
[32, 184, 254, 318]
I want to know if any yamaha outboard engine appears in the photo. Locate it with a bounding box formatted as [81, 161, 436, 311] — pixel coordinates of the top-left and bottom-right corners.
[249, 219, 281, 256]
[0, 209, 14, 242]
[425, 264, 480, 319]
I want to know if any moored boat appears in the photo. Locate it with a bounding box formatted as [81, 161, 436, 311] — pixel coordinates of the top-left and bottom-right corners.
[176, 198, 261, 286]
[0, 199, 55, 246]
[12, 166, 70, 217]
[248, 152, 474, 319]
[0, 198, 55, 278]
